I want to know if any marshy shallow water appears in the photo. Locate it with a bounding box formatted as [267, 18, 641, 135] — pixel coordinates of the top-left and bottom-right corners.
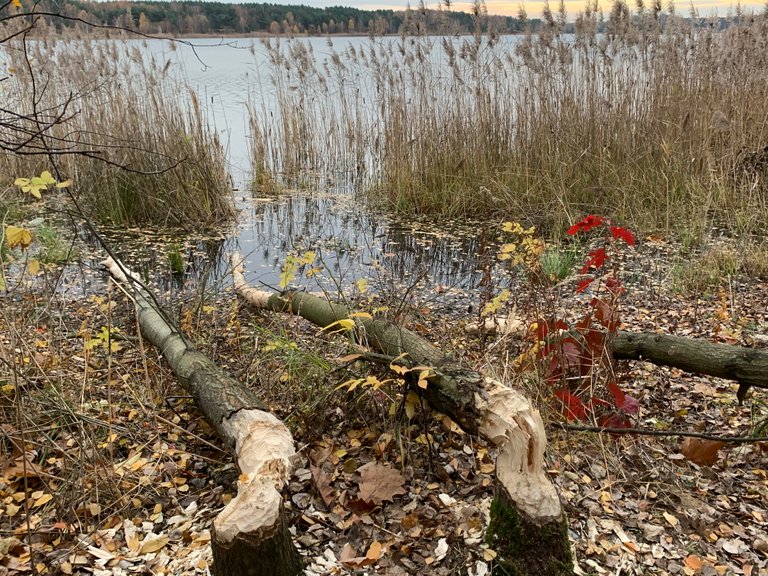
[83, 36, 513, 301]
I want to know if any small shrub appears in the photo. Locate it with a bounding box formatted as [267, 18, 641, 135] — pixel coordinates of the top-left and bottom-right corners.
[539, 246, 579, 284]
[35, 223, 73, 265]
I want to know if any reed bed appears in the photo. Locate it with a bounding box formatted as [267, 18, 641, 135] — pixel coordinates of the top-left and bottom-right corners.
[1, 37, 234, 228]
[251, 1, 768, 237]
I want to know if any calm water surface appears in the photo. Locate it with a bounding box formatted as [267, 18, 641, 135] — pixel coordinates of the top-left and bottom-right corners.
[125, 37, 506, 299]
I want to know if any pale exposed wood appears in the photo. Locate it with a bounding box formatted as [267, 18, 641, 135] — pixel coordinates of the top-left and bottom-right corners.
[464, 311, 525, 337]
[476, 381, 561, 520]
[230, 253, 570, 573]
[103, 257, 302, 576]
[215, 409, 295, 543]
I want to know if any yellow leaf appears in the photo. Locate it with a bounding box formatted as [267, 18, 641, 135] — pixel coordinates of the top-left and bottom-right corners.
[11, 0, 22, 7]
[55, 179, 73, 189]
[33, 493, 53, 507]
[27, 259, 40, 276]
[336, 378, 363, 391]
[349, 312, 372, 319]
[300, 250, 316, 265]
[388, 353, 410, 375]
[356, 278, 368, 293]
[38, 171, 56, 185]
[139, 536, 169, 554]
[321, 318, 355, 333]
[366, 540, 383, 560]
[5, 225, 33, 250]
[389, 363, 409, 375]
[405, 392, 419, 419]
[337, 353, 363, 363]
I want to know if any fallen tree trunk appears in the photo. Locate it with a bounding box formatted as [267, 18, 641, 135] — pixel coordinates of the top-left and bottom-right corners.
[612, 332, 768, 402]
[231, 254, 573, 575]
[103, 258, 302, 576]
[466, 317, 768, 402]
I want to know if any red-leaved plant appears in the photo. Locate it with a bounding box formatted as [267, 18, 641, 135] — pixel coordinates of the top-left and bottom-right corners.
[536, 215, 640, 429]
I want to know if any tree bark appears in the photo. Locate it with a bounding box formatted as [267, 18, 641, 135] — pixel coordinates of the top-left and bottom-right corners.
[468, 316, 768, 402]
[103, 257, 302, 576]
[231, 254, 572, 575]
[611, 331, 768, 402]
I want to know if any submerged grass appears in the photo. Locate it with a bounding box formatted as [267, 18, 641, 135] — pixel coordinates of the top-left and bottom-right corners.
[1, 36, 234, 228]
[252, 1, 768, 239]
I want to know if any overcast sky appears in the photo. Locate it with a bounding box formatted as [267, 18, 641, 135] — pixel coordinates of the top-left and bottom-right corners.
[301, 0, 765, 17]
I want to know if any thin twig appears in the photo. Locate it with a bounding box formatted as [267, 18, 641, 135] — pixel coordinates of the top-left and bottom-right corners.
[555, 422, 768, 443]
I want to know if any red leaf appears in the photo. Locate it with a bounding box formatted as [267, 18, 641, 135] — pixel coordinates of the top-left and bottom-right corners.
[535, 318, 568, 341]
[604, 277, 625, 297]
[598, 411, 633, 429]
[576, 277, 594, 293]
[583, 328, 606, 355]
[567, 215, 604, 235]
[560, 338, 582, 369]
[607, 382, 640, 414]
[581, 246, 605, 273]
[592, 297, 618, 331]
[554, 389, 590, 421]
[545, 353, 564, 382]
[621, 394, 640, 414]
[607, 381, 626, 407]
[590, 397, 612, 409]
[610, 226, 635, 246]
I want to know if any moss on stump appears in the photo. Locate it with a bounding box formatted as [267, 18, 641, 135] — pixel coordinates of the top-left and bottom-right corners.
[486, 485, 573, 576]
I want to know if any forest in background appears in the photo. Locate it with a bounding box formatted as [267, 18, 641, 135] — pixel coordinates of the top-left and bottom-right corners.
[35, 0, 531, 36]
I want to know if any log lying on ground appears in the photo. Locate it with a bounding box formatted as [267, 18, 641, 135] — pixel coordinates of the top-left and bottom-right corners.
[467, 317, 768, 402]
[103, 258, 302, 576]
[612, 332, 768, 402]
[231, 254, 573, 575]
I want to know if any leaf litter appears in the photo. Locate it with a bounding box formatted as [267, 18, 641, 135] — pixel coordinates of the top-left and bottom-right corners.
[1, 231, 767, 575]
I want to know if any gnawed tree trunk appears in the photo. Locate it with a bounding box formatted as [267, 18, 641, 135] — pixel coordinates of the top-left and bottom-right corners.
[102, 258, 302, 576]
[231, 254, 573, 575]
[612, 332, 768, 403]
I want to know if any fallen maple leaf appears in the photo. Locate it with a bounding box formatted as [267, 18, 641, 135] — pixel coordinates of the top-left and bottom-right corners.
[357, 462, 406, 504]
[310, 464, 336, 507]
[681, 438, 725, 466]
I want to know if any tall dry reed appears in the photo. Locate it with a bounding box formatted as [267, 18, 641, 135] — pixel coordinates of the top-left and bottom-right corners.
[251, 1, 768, 237]
[1, 36, 234, 228]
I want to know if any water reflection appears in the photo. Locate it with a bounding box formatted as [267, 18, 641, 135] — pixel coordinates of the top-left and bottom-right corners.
[234, 191, 498, 301]
[53, 38, 515, 304]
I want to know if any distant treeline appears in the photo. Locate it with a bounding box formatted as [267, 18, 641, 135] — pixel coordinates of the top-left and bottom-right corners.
[39, 1, 532, 36]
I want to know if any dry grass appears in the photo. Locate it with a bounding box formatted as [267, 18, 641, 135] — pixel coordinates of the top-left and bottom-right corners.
[1, 37, 234, 228]
[251, 2, 768, 238]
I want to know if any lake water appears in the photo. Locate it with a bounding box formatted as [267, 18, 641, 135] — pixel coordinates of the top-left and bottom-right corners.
[119, 35, 511, 302]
